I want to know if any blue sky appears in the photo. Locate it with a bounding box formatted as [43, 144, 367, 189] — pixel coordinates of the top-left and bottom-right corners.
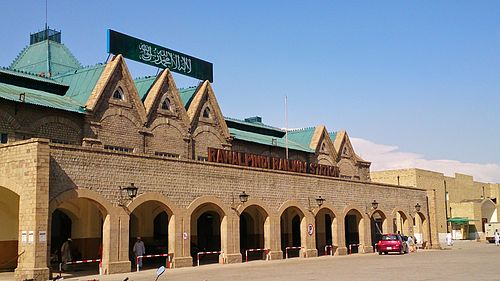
[1, 1, 499, 181]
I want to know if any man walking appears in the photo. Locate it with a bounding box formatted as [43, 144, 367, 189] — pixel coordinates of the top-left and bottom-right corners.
[133, 237, 146, 269]
[61, 238, 72, 271]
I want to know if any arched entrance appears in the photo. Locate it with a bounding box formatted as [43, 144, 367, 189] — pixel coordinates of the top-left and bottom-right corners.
[393, 211, 409, 235]
[414, 212, 428, 246]
[344, 209, 364, 254]
[370, 210, 387, 250]
[280, 206, 305, 258]
[315, 208, 337, 256]
[50, 198, 104, 273]
[481, 200, 497, 233]
[0, 187, 19, 271]
[129, 201, 173, 270]
[190, 203, 225, 266]
[240, 205, 269, 262]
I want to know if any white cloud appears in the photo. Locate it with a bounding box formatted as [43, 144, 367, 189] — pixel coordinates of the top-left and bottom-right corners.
[351, 137, 500, 183]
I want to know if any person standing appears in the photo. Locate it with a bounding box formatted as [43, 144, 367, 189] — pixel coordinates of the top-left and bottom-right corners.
[446, 232, 453, 246]
[494, 229, 500, 246]
[133, 237, 146, 269]
[61, 238, 72, 271]
[407, 236, 415, 252]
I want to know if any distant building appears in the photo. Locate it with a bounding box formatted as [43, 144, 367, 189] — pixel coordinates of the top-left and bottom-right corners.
[1, 28, 432, 281]
[372, 169, 499, 242]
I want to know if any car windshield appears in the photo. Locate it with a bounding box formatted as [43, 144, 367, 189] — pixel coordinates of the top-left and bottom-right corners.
[381, 235, 398, 241]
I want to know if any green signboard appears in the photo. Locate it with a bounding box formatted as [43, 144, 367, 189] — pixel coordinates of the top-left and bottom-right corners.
[107, 29, 213, 82]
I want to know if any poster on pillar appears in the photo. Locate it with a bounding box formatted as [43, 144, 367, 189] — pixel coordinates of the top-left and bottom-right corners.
[308, 224, 314, 236]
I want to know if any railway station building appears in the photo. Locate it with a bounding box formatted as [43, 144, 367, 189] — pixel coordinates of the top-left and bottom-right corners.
[0, 28, 434, 281]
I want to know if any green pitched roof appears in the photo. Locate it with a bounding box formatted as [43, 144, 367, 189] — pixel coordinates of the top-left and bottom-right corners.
[0, 81, 84, 114]
[52, 64, 105, 105]
[10, 40, 82, 76]
[178, 87, 197, 109]
[329, 131, 337, 141]
[225, 116, 285, 138]
[134, 76, 157, 101]
[287, 127, 316, 149]
[229, 127, 313, 153]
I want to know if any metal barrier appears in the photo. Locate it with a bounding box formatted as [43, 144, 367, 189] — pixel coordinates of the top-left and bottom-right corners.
[348, 244, 359, 254]
[136, 253, 173, 272]
[244, 248, 270, 262]
[59, 258, 101, 275]
[196, 251, 224, 266]
[324, 245, 333, 256]
[285, 246, 304, 259]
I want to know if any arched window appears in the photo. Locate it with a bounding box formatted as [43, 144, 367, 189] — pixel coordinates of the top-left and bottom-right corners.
[113, 87, 124, 100]
[161, 98, 171, 111]
[202, 107, 211, 118]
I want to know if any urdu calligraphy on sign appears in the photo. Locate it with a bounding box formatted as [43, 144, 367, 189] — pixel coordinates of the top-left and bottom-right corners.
[139, 43, 192, 74]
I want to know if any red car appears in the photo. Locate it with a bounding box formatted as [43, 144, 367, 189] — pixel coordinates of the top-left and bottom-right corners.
[377, 234, 408, 255]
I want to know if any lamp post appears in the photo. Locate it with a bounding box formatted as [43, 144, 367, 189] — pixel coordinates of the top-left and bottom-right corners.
[371, 200, 379, 210]
[415, 203, 421, 213]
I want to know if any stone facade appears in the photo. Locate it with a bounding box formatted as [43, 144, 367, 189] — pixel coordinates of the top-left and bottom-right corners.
[0, 54, 434, 280]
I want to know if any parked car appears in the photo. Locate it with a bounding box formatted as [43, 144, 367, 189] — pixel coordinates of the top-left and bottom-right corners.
[377, 234, 408, 255]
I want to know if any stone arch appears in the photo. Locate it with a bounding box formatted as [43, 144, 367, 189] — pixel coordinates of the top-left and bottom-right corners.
[127, 192, 179, 215]
[0, 186, 20, 270]
[101, 108, 143, 129]
[414, 212, 429, 246]
[313, 203, 339, 256]
[187, 196, 229, 216]
[49, 188, 113, 216]
[342, 206, 366, 254]
[277, 200, 308, 217]
[192, 125, 226, 144]
[481, 199, 497, 223]
[391, 208, 411, 235]
[238, 200, 271, 260]
[369, 209, 388, 250]
[149, 118, 186, 135]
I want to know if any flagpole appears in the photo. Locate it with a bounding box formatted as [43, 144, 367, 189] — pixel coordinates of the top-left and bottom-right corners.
[285, 95, 289, 160]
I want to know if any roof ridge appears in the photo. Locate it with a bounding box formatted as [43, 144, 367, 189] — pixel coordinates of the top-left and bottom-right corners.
[52, 63, 105, 78]
[9, 45, 29, 69]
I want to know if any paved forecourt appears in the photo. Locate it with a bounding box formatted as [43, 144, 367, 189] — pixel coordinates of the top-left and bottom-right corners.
[17, 241, 499, 281]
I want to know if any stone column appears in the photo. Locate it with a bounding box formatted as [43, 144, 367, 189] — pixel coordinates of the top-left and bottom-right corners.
[223, 212, 242, 264]
[302, 214, 318, 258]
[335, 215, 347, 255]
[267, 214, 283, 260]
[171, 212, 192, 268]
[426, 190, 441, 249]
[101, 210, 131, 274]
[14, 140, 50, 281]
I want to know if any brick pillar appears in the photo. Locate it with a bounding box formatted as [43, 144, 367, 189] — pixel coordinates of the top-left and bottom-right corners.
[427, 189, 441, 249]
[14, 140, 50, 281]
[361, 214, 374, 253]
[336, 215, 347, 255]
[268, 214, 283, 260]
[299, 213, 316, 258]
[171, 212, 192, 268]
[222, 212, 242, 264]
[101, 210, 131, 274]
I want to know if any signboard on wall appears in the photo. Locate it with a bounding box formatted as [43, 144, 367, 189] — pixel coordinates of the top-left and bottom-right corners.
[107, 29, 214, 82]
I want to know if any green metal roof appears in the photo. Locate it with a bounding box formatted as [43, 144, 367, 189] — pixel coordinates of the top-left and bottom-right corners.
[225, 116, 285, 138]
[287, 127, 316, 149]
[178, 87, 197, 109]
[0, 82, 84, 114]
[52, 64, 105, 104]
[329, 131, 337, 141]
[229, 127, 314, 153]
[134, 76, 157, 101]
[10, 40, 82, 76]
[447, 217, 478, 225]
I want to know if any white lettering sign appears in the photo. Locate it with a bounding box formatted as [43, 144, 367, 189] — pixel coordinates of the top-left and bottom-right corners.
[28, 231, 34, 244]
[39, 231, 47, 242]
[21, 231, 27, 243]
[139, 43, 192, 74]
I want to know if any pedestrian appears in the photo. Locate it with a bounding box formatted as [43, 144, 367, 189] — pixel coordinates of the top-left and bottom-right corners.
[407, 236, 415, 252]
[61, 238, 72, 271]
[446, 232, 453, 246]
[133, 237, 146, 269]
[494, 229, 500, 246]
